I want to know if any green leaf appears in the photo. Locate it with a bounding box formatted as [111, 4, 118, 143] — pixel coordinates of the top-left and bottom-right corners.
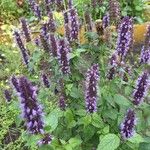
[83, 125, 95, 141]
[114, 94, 131, 107]
[139, 143, 150, 150]
[68, 137, 82, 148]
[97, 134, 120, 150]
[92, 113, 104, 128]
[128, 133, 144, 144]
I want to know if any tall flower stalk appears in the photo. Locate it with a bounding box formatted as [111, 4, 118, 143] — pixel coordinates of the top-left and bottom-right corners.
[14, 30, 30, 66]
[57, 38, 71, 74]
[120, 109, 137, 139]
[69, 8, 79, 42]
[132, 71, 150, 106]
[140, 25, 150, 65]
[11, 76, 44, 134]
[85, 64, 100, 113]
[84, 11, 93, 32]
[47, 11, 56, 33]
[115, 16, 133, 61]
[20, 18, 31, 42]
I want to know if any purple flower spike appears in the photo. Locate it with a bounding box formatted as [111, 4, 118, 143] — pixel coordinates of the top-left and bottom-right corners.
[57, 39, 71, 74]
[68, 0, 73, 9]
[140, 25, 150, 65]
[20, 18, 31, 42]
[59, 94, 67, 110]
[41, 73, 50, 88]
[4, 89, 12, 102]
[47, 11, 56, 33]
[49, 33, 58, 57]
[11, 75, 20, 92]
[102, 13, 110, 29]
[28, 0, 42, 20]
[33, 3, 42, 20]
[64, 12, 71, 42]
[69, 8, 79, 42]
[37, 134, 53, 146]
[116, 16, 133, 61]
[40, 31, 51, 53]
[14, 30, 29, 66]
[85, 64, 100, 113]
[11, 76, 44, 134]
[120, 109, 137, 139]
[133, 71, 150, 106]
[107, 53, 118, 80]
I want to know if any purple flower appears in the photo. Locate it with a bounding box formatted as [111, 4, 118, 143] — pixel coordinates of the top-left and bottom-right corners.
[28, 0, 42, 20]
[37, 134, 53, 146]
[120, 109, 137, 139]
[20, 18, 31, 42]
[14, 30, 30, 66]
[11, 76, 20, 92]
[34, 3, 42, 20]
[84, 11, 93, 32]
[133, 71, 150, 106]
[64, 12, 71, 42]
[140, 25, 150, 65]
[57, 38, 71, 74]
[11, 76, 44, 134]
[69, 8, 79, 42]
[85, 64, 100, 113]
[41, 73, 50, 88]
[116, 16, 133, 61]
[47, 11, 56, 33]
[4, 89, 12, 102]
[102, 13, 110, 29]
[49, 33, 58, 57]
[68, 0, 73, 9]
[59, 94, 67, 110]
[40, 31, 51, 53]
[107, 53, 118, 80]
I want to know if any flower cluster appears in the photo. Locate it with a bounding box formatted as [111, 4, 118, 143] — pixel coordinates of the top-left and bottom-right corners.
[69, 8, 79, 42]
[14, 30, 30, 66]
[40, 31, 51, 53]
[102, 13, 110, 29]
[84, 11, 93, 32]
[133, 71, 150, 106]
[20, 18, 31, 42]
[107, 53, 118, 80]
[85, 64, 100, 113]
[11, 76, 44, 134]
[57, 39, 71, 74]
[120, 109, 137, 139]
[41, 73, 50, 88]
[116, 16, 133, 61]
[64, 12, 71, 42]
[4, 89, 12, 102]
[44, 0, 51, 14]
[49, 33, 58, 57]
[47, 11, 56, 33]
[140, 25, 150, 65]
[28, 0, 41, 20]
[37, 134, 53, 146]
[59, 94, 67, 110]
[109, 0, 121, 24]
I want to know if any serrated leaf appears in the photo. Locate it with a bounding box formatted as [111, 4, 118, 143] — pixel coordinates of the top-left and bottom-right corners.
[97, 134, 120, 150]
[128, 133, 144, 144]
[114, 94, 131, 107]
